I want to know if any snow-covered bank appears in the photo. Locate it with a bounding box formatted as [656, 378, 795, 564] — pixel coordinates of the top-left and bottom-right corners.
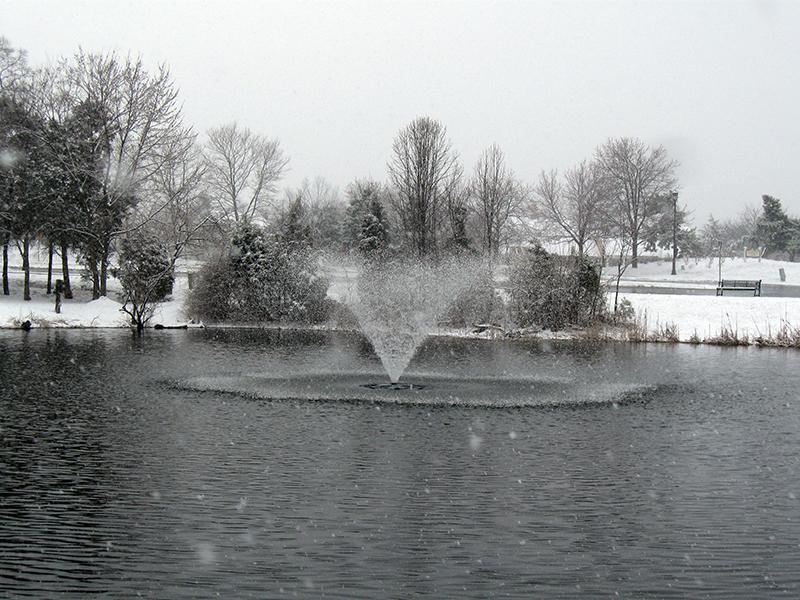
[611, 257, 800, 342]
[622, 294, 800, 342]
[0, 269, 191, 329]
[1, 254, 799, 347]
[0, 293, 191, 329]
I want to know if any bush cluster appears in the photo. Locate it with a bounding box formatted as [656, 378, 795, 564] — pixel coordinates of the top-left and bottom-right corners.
[186, 224, 332, 324]
[113, 231, 175, 330]
[508, 244, 605, 330]
[444, 262, 505, 327]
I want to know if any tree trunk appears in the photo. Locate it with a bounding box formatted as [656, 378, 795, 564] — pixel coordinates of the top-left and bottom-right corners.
[22, 235, 31, 302]
[613, 247, 629, 318]
[100, 253, 108, 297]
[60, 240, 73, 299]
[86, 245, 101, 299]
[47, 242, 54, 294]
[631, 237, 639, 268]
[2, 241, 8, 296]
[92, 266, 100, 300]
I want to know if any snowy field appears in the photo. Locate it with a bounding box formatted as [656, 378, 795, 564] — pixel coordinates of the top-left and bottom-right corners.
[1, 252, 799, 344]
[619, 254, 800, 285]
[616, 257, 800, 342]
[0, 269, 190, 329]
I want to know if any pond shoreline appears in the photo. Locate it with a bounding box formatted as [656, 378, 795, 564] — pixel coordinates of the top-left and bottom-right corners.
[3, 255, 800, 348]
[5, 313, 799, 350]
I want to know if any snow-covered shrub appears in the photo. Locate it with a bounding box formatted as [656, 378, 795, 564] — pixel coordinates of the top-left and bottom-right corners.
[615, 298, 635, 323]
[508, 243, 605, 330]
[444, 262, 505, 328]
[186, 223, 332, 324]
[183, 254, 236, 322]
[114, 231, 175, 330]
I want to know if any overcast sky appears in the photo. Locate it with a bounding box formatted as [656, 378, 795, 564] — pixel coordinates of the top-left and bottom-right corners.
[3, 0, 799, 224]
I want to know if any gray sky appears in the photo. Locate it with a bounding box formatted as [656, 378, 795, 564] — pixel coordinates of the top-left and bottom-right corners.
[3, 0, 800, 224]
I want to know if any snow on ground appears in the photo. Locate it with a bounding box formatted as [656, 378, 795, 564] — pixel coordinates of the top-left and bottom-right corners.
[622, 294, 800, 342]
[0, 266, 192, 329]
[613, 257, 800, 341]
[1, 250, 799, 344]
[619, 255, 800, 286]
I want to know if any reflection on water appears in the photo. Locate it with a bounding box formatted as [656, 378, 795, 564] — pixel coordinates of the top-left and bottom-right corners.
[1, 329, 800, 598]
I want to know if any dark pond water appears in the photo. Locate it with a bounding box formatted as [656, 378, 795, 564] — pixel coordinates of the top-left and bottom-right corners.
[1, 328, 800, 599]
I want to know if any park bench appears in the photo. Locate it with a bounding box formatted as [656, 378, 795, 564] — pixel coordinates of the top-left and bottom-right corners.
[716, 279, 762, 296]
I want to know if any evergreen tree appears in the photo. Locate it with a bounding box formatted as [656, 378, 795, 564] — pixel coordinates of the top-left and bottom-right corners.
[358, 195, 388, 256]
[642, 193, 696, 259]
[343, 179, 387, 253]
[443, 203, 472, 254]
[278, 193, 313, 249]
[0, 95, 27, 295]
[786, 219, 800, 262]
[66, 98, 136, 299]
[40, 116, 96, 299]
[0, 93, 48, 300]
[756, 195, 792, 257]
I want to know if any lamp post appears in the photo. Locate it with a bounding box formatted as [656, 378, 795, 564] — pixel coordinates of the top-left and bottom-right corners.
[670, 191, 679, 276]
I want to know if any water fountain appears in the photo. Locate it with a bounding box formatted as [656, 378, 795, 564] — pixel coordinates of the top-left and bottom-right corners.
[344, 256, 477, 385]
[179, 255, 652, 408]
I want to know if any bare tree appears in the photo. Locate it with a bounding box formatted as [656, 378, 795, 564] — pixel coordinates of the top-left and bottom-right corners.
[297, 176, 344, 249]
[701, 203, 763, 257]
[470, 144, 525, 257]
[203, 122, 288, 227]
[532, 168, 561, 230]
[387, 117, 461, 257]
[69, 51, 184, 196]
[131, 126, 212, 263]
[535, 160, 608, 258]
[0, 36, 28, 100]
[735, 203, 762, 251]
[594, 137, 679, 268]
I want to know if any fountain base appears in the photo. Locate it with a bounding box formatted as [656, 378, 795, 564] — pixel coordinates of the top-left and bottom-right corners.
[177, 373, 654, 408]
[361, 382, 428, 391]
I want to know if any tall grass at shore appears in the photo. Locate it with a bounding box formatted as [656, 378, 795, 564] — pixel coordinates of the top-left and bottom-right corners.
[623, 309, 800, 348]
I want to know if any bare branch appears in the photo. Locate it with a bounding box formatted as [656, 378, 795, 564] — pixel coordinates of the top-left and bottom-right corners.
[202, 122, 288, 227]
[594, 137, 679, 267]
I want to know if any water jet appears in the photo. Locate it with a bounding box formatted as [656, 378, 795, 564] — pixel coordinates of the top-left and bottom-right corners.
[343, 255, 483, 384]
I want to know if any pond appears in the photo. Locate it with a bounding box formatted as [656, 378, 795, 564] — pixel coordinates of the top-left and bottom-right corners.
[1, 328, 799, 599]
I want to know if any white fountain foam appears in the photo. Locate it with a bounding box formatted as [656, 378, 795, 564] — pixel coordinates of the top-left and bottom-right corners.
[346, 256, 484, 383]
